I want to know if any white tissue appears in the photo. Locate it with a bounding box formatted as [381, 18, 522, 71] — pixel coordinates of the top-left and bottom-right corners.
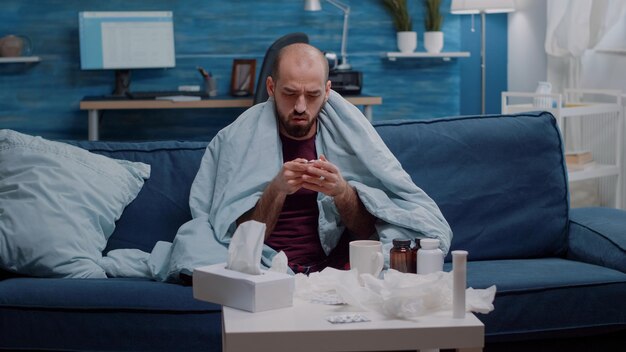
[226, 220, 266, 275]
[466, 286, 496, 314]
[294, 268, 496, 319]
[268, 251, 289, 273]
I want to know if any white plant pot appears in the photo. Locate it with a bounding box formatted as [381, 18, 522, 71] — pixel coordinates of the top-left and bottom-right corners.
[397, 31, 417, 53]
[424, 31, 444, 53]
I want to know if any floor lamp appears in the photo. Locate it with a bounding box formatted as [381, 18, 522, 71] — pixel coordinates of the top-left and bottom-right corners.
[451, 0, 515, 114]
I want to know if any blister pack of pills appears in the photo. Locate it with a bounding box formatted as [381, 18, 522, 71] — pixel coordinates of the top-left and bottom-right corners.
[326, 314, 371, 324]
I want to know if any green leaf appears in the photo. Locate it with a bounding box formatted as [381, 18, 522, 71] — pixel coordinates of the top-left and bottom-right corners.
[423, 0, 443, 31]
[381, 0, 413, 32]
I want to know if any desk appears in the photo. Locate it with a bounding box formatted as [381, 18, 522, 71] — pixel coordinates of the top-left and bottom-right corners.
[79, 95, 382, 141]
[222, 298, 484, 352]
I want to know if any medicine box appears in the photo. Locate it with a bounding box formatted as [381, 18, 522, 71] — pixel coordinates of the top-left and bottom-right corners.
[192, 263, 294, 312]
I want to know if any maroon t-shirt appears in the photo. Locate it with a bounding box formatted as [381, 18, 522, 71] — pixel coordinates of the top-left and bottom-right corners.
[265, 133, 326, 267]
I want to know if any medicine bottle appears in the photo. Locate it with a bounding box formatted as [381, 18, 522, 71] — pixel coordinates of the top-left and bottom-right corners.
[411, 239, 420, 274]
[390, 238, 413, 273]
[416, 238, 444, 275]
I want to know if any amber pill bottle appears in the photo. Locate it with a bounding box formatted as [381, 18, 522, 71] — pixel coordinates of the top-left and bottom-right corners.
[390, 238, 413, 273]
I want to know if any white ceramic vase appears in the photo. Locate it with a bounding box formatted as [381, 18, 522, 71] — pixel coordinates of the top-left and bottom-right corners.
[397, 31, 417, 53]
[424, 31, 443, 53]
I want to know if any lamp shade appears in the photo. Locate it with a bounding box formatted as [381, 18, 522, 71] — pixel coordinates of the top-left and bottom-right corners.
[451, 0, 515, 14]
[304, 0, 322, 11]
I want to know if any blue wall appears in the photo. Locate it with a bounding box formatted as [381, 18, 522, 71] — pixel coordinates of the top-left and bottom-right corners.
[0, 0, 507, 141]
[459, 13, 508, 115]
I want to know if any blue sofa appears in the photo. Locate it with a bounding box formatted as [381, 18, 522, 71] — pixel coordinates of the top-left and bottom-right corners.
[1, 111, 624, 351]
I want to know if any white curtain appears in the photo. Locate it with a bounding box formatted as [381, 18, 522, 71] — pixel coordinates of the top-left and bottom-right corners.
[545, 0, 626, 209]
[545, 0, 626, 91]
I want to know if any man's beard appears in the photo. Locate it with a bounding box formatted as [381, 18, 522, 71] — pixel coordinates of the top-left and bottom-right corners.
[275, 105, 319, 138]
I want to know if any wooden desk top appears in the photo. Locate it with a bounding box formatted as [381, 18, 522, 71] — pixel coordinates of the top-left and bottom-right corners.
[80, 95, 382, 110]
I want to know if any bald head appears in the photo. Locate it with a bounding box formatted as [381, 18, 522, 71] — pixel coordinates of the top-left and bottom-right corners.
[270, 43, 329, 82]
[266, 43, 331, 140]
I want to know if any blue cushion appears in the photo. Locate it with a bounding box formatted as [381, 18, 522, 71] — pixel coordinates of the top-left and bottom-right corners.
[374, 112, 569, 260]
[69, 140, 208, 254]
[568, 207, 626, 273]
[0, 277, 221, 351]
[0, 277, 219, 311]
[456, 258, 626, 339]
[0, 130, 150, 278]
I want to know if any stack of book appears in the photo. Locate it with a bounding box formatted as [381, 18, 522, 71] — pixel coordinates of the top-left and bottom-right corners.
[565, 150, 594, 171]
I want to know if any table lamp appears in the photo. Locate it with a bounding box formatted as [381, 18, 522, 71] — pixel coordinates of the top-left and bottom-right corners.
[451, 0, 515, 114]
[304, 0, 352, 70]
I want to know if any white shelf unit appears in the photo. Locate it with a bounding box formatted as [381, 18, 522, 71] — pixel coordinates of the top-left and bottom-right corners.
[502, 89, 623, 209]
[0, 56, 41, 63]
[385, 51, 470, 61]
[596, 48, 626, 55]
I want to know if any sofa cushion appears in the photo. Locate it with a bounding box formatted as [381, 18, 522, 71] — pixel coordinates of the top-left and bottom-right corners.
[0, 130, 150, 278]
[460, 258, 626, 340]
[0, 277, 222, 351]
[69, 140, 208, 254]
[0, 277, 219, 311]
[374, 112, 569, 260]
[568, 207, 626, 273]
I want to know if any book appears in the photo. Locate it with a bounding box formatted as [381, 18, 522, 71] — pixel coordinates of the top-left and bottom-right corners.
[567, 161, 596, 172]
[565, 150, 593, 165]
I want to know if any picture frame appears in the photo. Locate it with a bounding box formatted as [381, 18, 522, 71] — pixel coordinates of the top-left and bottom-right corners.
[230, 59, 256, 97]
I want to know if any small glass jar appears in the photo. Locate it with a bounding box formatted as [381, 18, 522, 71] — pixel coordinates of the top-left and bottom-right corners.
[390, 238, 413, 273]
[410, 239, 420, 274]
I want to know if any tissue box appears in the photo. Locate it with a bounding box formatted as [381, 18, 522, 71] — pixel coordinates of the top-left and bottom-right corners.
[192, 263, 294, 312]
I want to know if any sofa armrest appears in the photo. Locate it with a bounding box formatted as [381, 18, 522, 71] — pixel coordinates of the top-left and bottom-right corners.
[568, 207, 626, 273]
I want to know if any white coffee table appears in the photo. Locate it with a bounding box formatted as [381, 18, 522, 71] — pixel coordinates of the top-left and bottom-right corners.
[222, 298, 484, 352]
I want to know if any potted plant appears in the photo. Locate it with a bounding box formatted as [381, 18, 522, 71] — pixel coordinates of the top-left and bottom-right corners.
[423, 0, 444, 53]
[382, 0, 416, 53]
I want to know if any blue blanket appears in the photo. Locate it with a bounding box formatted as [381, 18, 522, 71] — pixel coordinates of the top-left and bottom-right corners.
[103, 91, 452, 281]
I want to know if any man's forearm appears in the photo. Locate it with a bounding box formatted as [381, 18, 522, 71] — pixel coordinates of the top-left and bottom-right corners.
[333, 185, 376, 239]
[237, 182, 286, 239]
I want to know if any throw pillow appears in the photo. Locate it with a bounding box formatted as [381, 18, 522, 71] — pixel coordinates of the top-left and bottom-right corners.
[0, 130, 150, 278]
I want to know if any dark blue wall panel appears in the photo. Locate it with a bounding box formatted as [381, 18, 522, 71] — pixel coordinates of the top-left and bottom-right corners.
[459, 12, 509, 115]
[0, 0, 506, 141]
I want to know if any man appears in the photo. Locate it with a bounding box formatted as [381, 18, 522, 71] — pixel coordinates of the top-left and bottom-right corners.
[150, 43, 451, 283]
[237, 44, 376, 273]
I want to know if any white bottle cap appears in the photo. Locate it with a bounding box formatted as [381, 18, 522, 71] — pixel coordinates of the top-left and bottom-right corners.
[420, 238, 440, 249]
[452, 250, 468, 262]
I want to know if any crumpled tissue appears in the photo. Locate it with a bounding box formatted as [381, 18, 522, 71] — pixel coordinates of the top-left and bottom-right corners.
[295, 268, 496, 319]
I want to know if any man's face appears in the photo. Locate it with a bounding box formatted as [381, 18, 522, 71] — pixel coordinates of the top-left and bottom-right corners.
[267, 57, 330, 140]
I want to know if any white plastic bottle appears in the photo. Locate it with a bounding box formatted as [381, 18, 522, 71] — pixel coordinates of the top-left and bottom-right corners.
[533, 81, 553, 108]
[452, 250, 468, 319]
[416, 238, 444, 274]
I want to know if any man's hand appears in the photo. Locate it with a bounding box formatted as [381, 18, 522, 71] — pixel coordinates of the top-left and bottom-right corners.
[302, 154, 376, 239]
[271, 158, 310, 195]
[238, 158, 311, 238]
[301, 155, 350, 198]
[241, 154, 376, 240]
